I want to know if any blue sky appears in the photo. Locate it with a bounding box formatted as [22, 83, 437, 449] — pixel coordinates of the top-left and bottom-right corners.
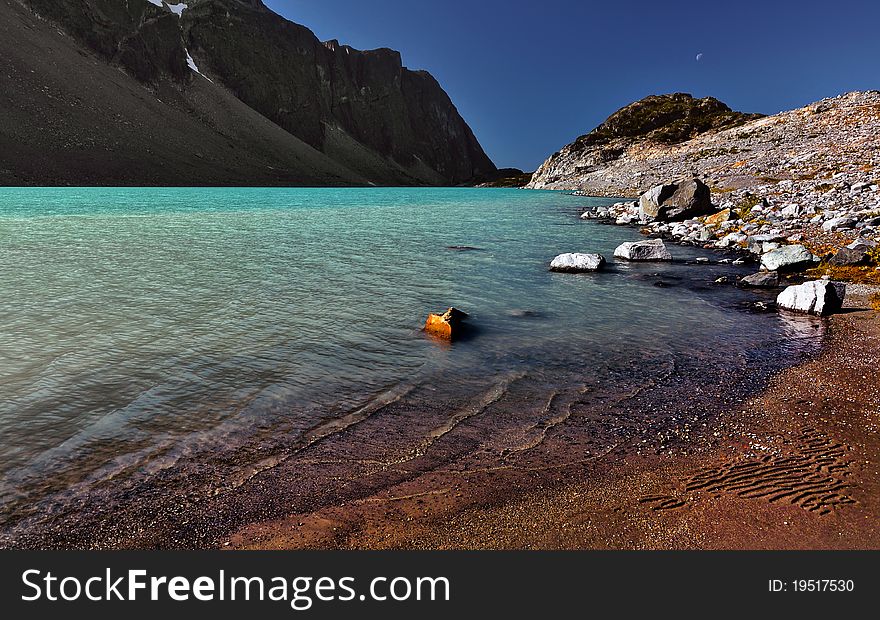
[265, 0, 880, 171]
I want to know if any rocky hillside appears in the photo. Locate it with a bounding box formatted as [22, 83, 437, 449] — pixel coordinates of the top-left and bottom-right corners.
[0, 0, 495, 186]
[528, 92, 879, 202]
[528, 93, 761, 193]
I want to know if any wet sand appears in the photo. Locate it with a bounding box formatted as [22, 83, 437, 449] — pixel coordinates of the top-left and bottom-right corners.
[230, 292, 880, 550]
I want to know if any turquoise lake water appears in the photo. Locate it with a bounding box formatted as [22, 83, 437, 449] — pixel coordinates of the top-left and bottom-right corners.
[0, 187, 821, 533]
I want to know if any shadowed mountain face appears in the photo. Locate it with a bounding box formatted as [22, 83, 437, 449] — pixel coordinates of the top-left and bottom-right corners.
[0, 0, 496, 186]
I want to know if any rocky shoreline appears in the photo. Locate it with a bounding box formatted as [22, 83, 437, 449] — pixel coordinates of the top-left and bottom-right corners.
[564, 174, 878, 316]
[526, 91, 880, 303]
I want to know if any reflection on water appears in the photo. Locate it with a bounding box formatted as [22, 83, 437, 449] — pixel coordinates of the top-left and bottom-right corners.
[0, 187, 823, 532]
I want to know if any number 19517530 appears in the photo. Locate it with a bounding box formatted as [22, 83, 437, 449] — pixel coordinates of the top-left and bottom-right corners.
[769, 579, 855, 592]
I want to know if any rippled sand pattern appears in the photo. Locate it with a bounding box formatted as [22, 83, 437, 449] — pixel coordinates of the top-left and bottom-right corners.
[642, 427, 855, 515]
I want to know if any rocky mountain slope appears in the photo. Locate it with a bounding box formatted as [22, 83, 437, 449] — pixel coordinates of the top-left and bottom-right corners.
[0, 0, 496, 186]
[528, 92, 879, 205]
[527, 93, 763, 193]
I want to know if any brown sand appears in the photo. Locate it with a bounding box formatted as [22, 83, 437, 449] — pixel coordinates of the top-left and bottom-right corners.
[229, 293, 880, 550]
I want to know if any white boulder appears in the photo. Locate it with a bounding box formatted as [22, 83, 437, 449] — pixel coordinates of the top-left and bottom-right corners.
[760, 244, 816, 272]
[613, 238, 673, 261]
[777, 280, 847, 316]
[549, 253, 606, 272]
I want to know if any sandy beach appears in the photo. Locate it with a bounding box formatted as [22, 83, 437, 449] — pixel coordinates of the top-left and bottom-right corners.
[229, 290, 880, 550]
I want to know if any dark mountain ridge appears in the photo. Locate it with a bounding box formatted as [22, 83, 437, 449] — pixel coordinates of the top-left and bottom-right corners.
[0, 0, 496, 186]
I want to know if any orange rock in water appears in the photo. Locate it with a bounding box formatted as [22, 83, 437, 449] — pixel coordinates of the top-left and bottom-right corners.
[424, 307, 469, 341]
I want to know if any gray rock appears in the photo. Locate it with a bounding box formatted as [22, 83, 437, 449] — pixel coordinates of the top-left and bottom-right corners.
[639, 184, 677, 221]
[777, 280, 846, 316]
[660, 179, 715, 222]
[613, 238, 673, 261]
[695, 227, 713, 242]
[847, 237, 877, 249]
[638, 179, 714, 222]
[760, 244, 816, 272]
[739, 272, 781, 288]
[781, 203, 803, 217]
[823, 217, 857, 231]
[549, 253, 606, 272]
[830, 244, 872, 266]
[716, 232, 747, 248]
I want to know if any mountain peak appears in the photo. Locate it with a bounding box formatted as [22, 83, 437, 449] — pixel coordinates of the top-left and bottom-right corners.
[2, 0, 495, 186]
[574, 93, 763, 149]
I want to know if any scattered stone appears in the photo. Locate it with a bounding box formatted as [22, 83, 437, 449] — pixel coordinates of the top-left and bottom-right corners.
[705, 208, 731, 227]
[760, 244, 816, 272]
[717, 232, 746, 248]
[549, 252, 606, 272]
[777, 280, 846, 316]
[613, 238, 673, 261]
[424, 307, 469, 341]
[823, 217, 857, 232]
[781, 203, 803, 217]
[847, 238, 877, 250]
[830, 244, 872, 266]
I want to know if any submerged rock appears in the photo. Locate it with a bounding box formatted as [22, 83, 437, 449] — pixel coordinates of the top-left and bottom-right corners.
[739, 272, 781, 288]
[613, 238, 673, 261]
[777, 280, 846, 316]
[549, 252, 606, 272]
[760, 244, 816, 272]
[745, 300, 777, 312]
[507, 309, 543, 319]
[424, 307, 469, 340]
